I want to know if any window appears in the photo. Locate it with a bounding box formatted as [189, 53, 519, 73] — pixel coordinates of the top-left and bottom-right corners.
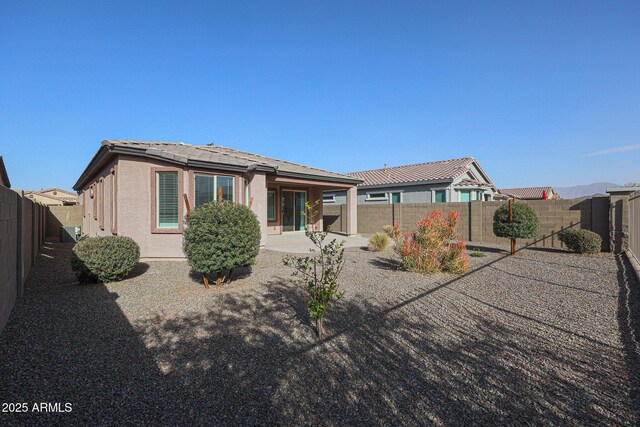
[110, 166, 117, 234]
[366, 192, 387, 201]
[267, 190, 276, 221]
[434, 190, 446, 203]
[99, 178, 105, 230]
[476, 191, 483, 201]
[82, 192, 86, 218]
[391, 192, 401, 204]
[244, 179, 249, 206]
[323, 194, 336, 203]
[93, 184, 97, 219]
[157, 171, 179, 228]
[194, 174, 235, 208]
[459, 190, 470, 202]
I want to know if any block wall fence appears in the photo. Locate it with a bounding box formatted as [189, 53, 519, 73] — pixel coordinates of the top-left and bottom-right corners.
[324, 197, 611, 251]
[629, 191, 640, 263]
[0, 186, 46, 334]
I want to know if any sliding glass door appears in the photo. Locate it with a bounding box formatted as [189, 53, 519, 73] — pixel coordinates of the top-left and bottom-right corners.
[282, 190, 306, 232]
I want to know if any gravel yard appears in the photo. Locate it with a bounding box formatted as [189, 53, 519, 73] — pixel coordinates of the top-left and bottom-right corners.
[1, 240, 640, 425]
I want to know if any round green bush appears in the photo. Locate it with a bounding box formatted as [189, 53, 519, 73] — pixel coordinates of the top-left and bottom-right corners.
[71, 235, 140, 283]
[558, 228, 602, 254]
[493, 202, 539, 240]
[183, 200, 261, 275]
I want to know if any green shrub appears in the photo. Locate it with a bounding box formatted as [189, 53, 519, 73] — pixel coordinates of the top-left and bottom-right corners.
[493, 202, 539, 254]
[183, 200, 261, 282]
[368, 232, 391, 252]
[71, 236, 140, 283]
[493, 202, 539, 240]
[469, 248, 486, 257]
[558, 228, 602, 254]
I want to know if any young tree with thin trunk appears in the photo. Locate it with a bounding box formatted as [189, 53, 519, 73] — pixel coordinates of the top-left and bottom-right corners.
[282, 201, 345, 338]
[493, 199, 539, 255]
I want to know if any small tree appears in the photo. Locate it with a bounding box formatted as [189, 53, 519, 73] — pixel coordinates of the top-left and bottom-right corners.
[493, 200, 539, 255]
[283, 201, 345, 338]
[183, 200, 261, 287]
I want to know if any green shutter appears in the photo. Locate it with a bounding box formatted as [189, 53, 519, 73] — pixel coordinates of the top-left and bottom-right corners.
[157, 172, 179, 227]
[460, 190, 470, 202]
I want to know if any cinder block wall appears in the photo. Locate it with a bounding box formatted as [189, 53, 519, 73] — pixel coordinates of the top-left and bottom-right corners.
[629, 192, 640, 260]
[46, 205, 83, 237]
[324, 197, 611, 251]
[0, 188, 45, 335]
[0, 187, 19, 334]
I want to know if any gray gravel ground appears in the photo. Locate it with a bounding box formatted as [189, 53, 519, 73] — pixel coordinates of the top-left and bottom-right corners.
[1, 240, 640, 426]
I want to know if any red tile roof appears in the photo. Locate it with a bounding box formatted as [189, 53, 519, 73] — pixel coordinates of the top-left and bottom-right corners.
[348, 157, 492, 187]
[500, 187, 555, 200]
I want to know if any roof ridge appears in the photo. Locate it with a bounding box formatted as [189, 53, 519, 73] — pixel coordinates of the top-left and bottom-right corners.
[202, 144, 349, 175]
[348, 157, 473, 175]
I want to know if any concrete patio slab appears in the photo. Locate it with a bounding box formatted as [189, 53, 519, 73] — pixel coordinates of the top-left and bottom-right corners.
[265, 232, 369, 253]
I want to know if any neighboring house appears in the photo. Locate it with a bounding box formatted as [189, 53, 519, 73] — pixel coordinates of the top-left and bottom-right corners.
[0, 155, 10, 187]
[499, 186, 558, 200]
[323, 157, 496, 205]
[23, 188, 78, 205]
[73, 140, 361, 258]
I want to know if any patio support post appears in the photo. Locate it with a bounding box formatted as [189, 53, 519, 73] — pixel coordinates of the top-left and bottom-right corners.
[248, 171, 268, 246]
[346, 185, 357, 236]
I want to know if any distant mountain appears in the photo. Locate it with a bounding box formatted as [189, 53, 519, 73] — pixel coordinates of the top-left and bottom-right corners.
[554, 182, 618, 199]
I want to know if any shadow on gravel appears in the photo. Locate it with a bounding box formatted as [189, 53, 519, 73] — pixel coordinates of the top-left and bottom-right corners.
[616, 254, 640, 419]
[1, 242, 636, 425]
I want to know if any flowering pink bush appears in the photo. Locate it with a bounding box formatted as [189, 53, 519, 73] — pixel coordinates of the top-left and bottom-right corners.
[392, 210, 469, 274]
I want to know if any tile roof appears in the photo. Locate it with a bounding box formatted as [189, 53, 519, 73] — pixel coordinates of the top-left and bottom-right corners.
[75, 140, 360, 190]
[500, 186, 554, 200]
[457, 178, 493, 187]
[348, 157, 490, 187]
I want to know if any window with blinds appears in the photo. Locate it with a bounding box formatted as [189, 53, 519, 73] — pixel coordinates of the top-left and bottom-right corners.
[194, 174, 235, 208]
[157, 171, 179, 228]
[195, 175, 214, 208]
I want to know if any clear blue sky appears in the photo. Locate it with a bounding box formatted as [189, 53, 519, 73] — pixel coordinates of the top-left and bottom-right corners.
[1, 0, 639, 190]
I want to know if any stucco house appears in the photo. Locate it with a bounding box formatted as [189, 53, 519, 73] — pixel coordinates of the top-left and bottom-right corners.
[499, 186, 558, 200]
[23, 188, 78, 206]
[323, 157, 496, 205]
[73, 140, 360, 258]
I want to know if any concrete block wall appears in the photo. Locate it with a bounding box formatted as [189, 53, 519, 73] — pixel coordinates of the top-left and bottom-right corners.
[324, 197, 611, 251]
[46, 205, 83, 237]
[0, 187, 45, 335]
[630, 192, 640, 260]
[0, 187, 19, 334]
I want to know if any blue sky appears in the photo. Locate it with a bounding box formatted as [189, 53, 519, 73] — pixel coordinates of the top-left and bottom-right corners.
[1, 0, 639, 190]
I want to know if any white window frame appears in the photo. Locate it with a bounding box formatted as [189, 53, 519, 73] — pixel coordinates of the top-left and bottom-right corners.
[389, 191, 403, 204]
[323, 194, 336, 204]
[432, 189, 447, 203]
[366, 192, 388, 202]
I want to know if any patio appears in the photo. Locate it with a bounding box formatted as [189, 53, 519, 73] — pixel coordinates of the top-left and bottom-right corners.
[265, 232, 370, 253]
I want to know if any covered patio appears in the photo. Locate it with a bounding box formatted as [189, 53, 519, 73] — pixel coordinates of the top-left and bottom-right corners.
[265, 232, 370, 253]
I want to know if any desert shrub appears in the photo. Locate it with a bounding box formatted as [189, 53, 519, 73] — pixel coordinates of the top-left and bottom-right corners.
[391, 210, 469, 274]
[283, 201, 345, 338]
[493, 202, 539, 254]
[558, 228, 602, 254]
[469, 248, 486, 257]
[183, 200, 261, 285]
[368, 232, 391, 252]
[382, 225, 394, 237]
[71, 236, 140, 283]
